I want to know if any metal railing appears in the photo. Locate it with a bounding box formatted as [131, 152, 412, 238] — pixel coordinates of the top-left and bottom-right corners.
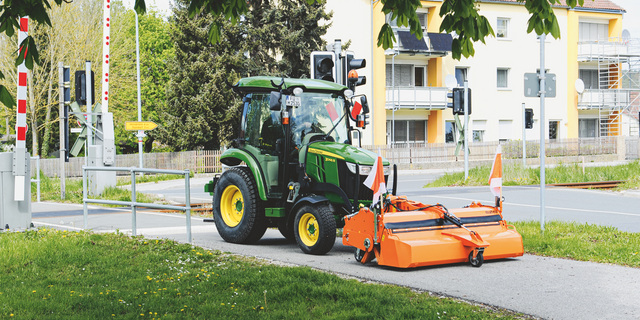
[82, 166, 192, 243]
[30, 156, 40, 202]
[385, 86, 448, 109]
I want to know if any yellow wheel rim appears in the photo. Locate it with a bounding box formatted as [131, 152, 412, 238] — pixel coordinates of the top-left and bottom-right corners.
[220, 185, 243, 227]
[298, 213, 319, 247]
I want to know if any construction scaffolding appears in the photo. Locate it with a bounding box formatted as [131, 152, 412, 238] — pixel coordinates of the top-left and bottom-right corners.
[577, 38, 640, 137]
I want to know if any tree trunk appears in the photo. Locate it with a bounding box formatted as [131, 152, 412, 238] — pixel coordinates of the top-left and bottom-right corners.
[42, 37, 55, 157]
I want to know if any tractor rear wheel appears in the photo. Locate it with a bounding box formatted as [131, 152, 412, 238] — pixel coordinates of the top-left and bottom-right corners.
[294, 203, 336, 255]
[213, 167, 266, 244]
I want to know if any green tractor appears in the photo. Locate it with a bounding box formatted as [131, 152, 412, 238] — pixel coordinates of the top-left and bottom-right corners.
[205, 76, 393, 255]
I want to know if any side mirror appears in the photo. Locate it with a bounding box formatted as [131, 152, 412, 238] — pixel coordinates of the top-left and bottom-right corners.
[269, 91, 281, 111]
[360, 96, 369, 114]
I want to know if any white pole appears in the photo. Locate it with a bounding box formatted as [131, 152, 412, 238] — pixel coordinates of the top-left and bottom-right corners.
[135, 12, 144, 169]
[391, 53, 396, 145]
[539, 33, 547, 232]
[464, 80, 469, 180]
[85, 61, 92, 149]
[58, 62, 66, 199]
[522, 102, 526, 167]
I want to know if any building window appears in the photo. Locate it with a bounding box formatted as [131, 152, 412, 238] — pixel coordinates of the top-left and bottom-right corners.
[415, 66, 425, 87]
[549, 120, 559, 140]
[387, 120, 427, 144]
[579, 119, 598, 138]
[499, 120, 512, 142]
[387, 11, 428, 30]
[455, 67, 468, 87]
[496, 18, 509, 38]
[445, 121, 456, 143]
[579, 69, 599, 89]
[386, 64, 412, 87]
[579, 22, 608, 42]
[472, 120, 487, 142]
[497, 68, 509, 88]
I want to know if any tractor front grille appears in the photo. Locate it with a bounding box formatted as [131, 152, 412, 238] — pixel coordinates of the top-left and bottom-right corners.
[337, 160, 387, 203]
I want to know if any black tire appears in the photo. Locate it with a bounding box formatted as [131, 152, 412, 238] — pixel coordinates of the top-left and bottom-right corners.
[469, 250, 484, 267]
[277, 220, 295, 242]
[354, 248, 365, 262]
[212, 167, 267, 244]
[293, 203, 336, 255]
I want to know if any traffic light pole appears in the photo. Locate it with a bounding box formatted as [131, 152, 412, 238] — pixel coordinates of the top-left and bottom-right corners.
[522, 102, 526, 168]
[464, 80, 469, 180]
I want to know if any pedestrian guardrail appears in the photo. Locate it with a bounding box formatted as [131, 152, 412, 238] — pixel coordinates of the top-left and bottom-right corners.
[82, 166, 192, 243]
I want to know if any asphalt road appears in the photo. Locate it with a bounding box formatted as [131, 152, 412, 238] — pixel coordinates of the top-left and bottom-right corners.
[32, 171, 640, 319]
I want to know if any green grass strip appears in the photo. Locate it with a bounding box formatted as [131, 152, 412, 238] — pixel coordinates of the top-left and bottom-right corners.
[426, 160, 640, 189]
[0, 229, 523, 319]
[513, 221, 640, 268]
[32, 175, 160, 205]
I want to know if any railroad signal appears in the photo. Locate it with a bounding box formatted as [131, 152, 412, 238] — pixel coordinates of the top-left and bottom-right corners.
[311, 51, 336, 82]
[446, 88, 472, 115]
[75, 70, 95, 106]
[525, 108, 534, 129]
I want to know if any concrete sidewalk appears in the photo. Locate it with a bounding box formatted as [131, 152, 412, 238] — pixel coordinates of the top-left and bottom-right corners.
[30, 201, 640, 320]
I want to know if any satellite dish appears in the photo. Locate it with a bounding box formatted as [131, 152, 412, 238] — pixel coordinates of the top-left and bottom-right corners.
[622, 29, 630, 41]
[445, 75, 457, 90]
[575, 79, 585, 94]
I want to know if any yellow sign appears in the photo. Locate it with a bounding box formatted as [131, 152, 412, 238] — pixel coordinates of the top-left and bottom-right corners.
[125, 121, 158, 131]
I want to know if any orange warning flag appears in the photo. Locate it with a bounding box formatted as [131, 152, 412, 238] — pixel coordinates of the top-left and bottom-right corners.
[488, 145, 502, 197]
[363, 153, 387, 205]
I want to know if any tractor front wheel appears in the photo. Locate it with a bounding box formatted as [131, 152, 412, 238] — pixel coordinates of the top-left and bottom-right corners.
[294, 203, 336, 255]
[212, 167, 266, 244]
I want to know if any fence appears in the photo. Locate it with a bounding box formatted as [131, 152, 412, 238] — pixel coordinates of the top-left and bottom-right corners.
[363, 136, 619, 164]
[35, 150, 222, 178]
[30, 137, 636, 178]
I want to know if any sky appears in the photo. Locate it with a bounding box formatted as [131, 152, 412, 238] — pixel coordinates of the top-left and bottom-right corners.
[612, 0, 640, 39]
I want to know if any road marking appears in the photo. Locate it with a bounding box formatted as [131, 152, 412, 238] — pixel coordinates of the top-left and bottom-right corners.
[33, 221, 84, 231]
[413, 195, 640, 218]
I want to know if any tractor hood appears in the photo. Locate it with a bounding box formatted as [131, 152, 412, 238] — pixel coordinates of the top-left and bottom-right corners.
[305, 141, 390, 166]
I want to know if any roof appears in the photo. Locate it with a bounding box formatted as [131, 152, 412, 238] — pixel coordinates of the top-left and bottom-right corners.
[479, 0, 625, 12]
[234, 76, 347, 92]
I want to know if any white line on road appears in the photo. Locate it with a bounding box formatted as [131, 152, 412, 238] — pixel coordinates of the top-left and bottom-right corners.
[414, 195, 640, 218]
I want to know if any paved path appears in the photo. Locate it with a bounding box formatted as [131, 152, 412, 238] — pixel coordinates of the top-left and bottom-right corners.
[32, 198, 640, 320]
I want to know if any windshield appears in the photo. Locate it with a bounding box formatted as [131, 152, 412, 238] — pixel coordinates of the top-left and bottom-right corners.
[290, 92, 349, 146]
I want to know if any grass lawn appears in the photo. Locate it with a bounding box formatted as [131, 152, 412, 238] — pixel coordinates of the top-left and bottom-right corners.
[0, 228, 524, 319]
[426, 161, 640, 190]
[513, 221, 640, 268]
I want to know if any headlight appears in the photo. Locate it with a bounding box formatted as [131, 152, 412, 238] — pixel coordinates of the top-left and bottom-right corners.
[346, 162, 390, 176]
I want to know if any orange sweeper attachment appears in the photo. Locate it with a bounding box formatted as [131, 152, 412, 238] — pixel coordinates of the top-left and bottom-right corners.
[342, 196, 523, 268]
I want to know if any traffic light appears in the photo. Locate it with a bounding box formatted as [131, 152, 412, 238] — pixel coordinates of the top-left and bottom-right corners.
[311, 51, 336, 82]
[446, 88, 472, 115]
[75, 70, 95, 106]
[525, 108, 534, 129]
[344, 52, 366, 90]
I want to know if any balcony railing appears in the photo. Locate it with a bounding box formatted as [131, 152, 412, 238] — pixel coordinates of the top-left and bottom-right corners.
[577, 38, 640, 60]
[577, 89, 631, 109]
[385, 86, 449, 110]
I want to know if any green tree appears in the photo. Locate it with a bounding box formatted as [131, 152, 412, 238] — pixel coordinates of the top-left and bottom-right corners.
[108, 9, 174, 153]
[158, 0, 331, 150]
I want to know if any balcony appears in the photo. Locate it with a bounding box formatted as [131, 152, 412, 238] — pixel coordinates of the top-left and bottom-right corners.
[577, 39, 640, 61]
[577, 89, 631, 109]
[385, 86, 449, 110]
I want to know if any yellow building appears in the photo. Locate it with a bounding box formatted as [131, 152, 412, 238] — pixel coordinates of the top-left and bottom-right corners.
[323, 0, 636, 145]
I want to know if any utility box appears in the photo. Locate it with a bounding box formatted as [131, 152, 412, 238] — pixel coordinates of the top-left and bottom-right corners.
[88, 145, 116, 196]
[0, 152, 32, 230]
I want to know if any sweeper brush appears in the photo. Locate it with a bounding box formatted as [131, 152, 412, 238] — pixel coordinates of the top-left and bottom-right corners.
[342, 196, 523, 268]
